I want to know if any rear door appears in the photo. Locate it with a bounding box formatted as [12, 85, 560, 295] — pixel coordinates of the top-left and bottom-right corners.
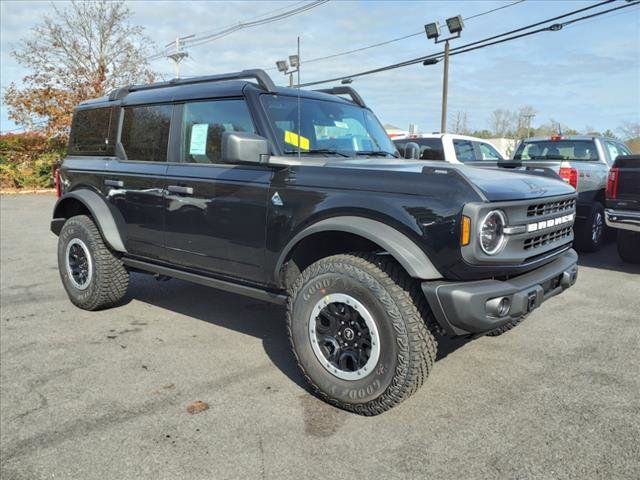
[105, 104, 172, 259]
[163, 98, 271, 284]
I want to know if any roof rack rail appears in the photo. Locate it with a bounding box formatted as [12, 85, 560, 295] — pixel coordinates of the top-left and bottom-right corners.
[314, 86, 367, 108]
[108, 69, 276, 101]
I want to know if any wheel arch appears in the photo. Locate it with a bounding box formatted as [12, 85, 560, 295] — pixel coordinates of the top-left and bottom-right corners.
[51, 189, 127, 253]
[276, 216, 441, 288]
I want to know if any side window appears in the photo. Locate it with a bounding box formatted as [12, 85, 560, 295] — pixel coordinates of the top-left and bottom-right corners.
[453, 139, 475, 162]
[68, 107, 117, 156]
[121, 105, 172, 162]
[181, 99, 255, 163]
[477, 142, 502, 160]
[616, 142, 632, 156]
[604, 140, 623, 165]
[417, 139, 445, 160]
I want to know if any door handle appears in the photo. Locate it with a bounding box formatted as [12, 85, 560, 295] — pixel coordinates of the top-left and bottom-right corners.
[104, 179, 124, 187]
[167, 185, 194, 195]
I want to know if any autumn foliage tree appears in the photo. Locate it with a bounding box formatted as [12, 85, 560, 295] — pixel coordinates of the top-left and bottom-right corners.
[4, 0, 156, 138]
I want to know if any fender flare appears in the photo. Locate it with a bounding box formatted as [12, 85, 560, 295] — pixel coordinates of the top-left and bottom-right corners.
[51, 189, 127, 253]
[276, 216, 442, 280]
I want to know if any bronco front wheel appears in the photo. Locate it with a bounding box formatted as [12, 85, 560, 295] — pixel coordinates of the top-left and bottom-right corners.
[286, 253, 437, 415]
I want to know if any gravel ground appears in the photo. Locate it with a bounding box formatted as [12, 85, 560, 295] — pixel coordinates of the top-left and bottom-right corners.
[1, 194, 639, 480]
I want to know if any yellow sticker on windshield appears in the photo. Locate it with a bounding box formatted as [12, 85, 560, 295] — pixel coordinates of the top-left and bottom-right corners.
[284, 130, 310, 150]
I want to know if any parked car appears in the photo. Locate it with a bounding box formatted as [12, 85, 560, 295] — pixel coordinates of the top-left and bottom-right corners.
[393, 133, 505, 163]
[512, 135, 633, 252]
[51, 69, 578, 415]
[605, 154, 640, 263]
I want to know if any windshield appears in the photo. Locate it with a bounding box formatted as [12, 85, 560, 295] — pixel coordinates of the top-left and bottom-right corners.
[514, 140, 599, 161]
[261, 94, 398, 157]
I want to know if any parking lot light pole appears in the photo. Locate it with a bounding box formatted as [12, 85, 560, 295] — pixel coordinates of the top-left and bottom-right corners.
[441, 40, 450, 134]
[275, 39, 300, 88]
[424, 15, 464, 133]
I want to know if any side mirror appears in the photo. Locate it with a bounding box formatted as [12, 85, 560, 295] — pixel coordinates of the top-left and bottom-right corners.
[403, 141, 420, 160]
[221, 132, 270, 164]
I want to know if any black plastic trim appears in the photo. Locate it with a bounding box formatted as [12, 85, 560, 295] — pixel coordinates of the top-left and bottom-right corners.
[122, 257, 286, 305]
[422, 248, 578, 336]
[110, 69, 277, 101]
[313, 87, 367, 108]
[51, 189, 127, 252]
[276, 216, 442, 280]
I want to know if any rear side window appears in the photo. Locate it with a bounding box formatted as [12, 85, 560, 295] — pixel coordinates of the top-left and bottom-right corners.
[180, 99, 255, 163]
[604, 140, 631, 165]
[453, 139, 475, 162]
[121, 105, 172, 162]
[393, 138, 444, 160]
[476, 142, 502, 160]
[68, 107, 116, 156]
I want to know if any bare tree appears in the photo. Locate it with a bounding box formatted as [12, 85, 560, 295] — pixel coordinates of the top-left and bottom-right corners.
[489, 109, 516, 138]
[617, 121, 640, 140]
[5, 0, 156, 137]
[450, 111, 470, 135]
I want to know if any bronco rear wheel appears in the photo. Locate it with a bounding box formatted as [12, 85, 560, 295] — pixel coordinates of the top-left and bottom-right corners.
[286, 253, 437, 415]
[57, 215, 129, 310]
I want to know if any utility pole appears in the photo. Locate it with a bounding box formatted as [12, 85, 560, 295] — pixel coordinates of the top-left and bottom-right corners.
[167, 35, 193, 79]
[522, 113, 536, 139]
[441, 40, 450, 133]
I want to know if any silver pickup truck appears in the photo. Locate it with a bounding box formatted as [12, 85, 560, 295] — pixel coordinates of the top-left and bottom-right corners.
[512, 135, 633, 252]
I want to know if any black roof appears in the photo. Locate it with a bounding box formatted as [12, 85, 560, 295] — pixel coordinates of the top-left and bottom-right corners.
[77, 69, 365, 110]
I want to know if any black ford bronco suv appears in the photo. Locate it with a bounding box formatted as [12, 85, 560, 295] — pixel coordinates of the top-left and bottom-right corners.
[52, 69, 579, 415]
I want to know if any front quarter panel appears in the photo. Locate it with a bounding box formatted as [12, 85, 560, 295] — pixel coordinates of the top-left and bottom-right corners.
[264, 164, 483, 285]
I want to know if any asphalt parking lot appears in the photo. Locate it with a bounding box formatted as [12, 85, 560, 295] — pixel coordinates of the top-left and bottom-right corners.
[1, 194, 639, 480]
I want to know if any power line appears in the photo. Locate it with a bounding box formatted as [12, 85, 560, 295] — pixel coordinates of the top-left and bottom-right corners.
[148, 0, 329, 60]
[299, 0, 632, 87]
[284, 0, 526, 69]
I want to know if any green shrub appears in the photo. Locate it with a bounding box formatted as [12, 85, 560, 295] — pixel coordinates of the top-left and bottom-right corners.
[0, 132, 66, 189]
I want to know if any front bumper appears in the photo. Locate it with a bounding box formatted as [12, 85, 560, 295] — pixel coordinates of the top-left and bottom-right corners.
[422, 249, 578, 336]
[605, 209, 640, 233]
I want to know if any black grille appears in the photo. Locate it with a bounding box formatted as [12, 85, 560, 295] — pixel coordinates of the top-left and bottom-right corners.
[523, 226, 573, 250]
[527, 198, 576, 217]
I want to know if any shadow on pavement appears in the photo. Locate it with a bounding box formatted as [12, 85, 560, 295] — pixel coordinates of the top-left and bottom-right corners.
[127, 272, 479, 390]
[577, 242, 640, 275]
[128, 273, 309, 391]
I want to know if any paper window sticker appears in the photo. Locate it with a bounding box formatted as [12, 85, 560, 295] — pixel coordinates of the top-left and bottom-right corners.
[334, 121, 349, 129]
[189, 124, 209, 155]
[284, 130, 310, 150]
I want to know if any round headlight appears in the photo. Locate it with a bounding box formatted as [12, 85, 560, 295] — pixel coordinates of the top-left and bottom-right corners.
[479, 210, 507, 255]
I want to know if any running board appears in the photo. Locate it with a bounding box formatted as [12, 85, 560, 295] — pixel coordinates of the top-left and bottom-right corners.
[122, 258, 287, 305]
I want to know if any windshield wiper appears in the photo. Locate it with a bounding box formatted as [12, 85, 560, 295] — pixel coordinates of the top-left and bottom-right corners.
[284, 149, 350, 157]
[355, 151, 398, 158]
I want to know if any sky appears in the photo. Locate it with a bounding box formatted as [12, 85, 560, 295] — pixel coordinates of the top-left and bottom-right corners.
[1, 0, 639, 135]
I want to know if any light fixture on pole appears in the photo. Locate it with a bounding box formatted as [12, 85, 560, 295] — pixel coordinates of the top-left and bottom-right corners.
[275, 50, 300, 87]
[424, 14, 464, 133]
[275, 60, 289, 73]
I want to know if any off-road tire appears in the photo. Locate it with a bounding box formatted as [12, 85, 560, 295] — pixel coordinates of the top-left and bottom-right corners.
[57, 215, 128, 310]
[574, 202, 605, 253]
[286, 253, 437, 416]
[616, 230, 640, 264]
[485, 314, 528, 337]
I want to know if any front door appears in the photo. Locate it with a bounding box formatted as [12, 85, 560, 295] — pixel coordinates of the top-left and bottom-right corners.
[163, 98, 271, 284]
[105, 104, 173, 259]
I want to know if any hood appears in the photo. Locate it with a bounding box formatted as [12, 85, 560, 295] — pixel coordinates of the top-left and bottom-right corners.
[327, 159, 576, 202]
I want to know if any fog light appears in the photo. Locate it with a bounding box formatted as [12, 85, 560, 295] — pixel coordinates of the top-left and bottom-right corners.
[486, 296, 511, 317]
